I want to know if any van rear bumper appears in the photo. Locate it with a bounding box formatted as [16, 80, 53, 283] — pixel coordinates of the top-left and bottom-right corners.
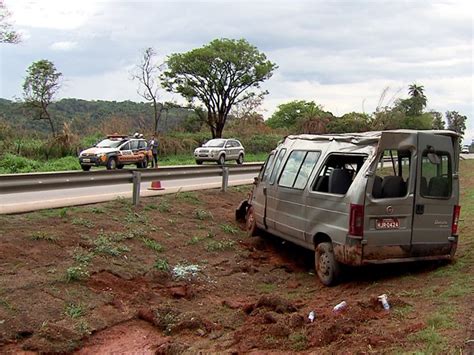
[336, 238, 457, 266]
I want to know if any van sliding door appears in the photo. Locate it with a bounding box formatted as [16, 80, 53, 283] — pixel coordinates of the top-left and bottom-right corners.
[410, 133, 457, 256]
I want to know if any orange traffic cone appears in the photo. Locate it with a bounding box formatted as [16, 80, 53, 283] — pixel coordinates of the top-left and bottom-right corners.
[148, 181, 164, 190]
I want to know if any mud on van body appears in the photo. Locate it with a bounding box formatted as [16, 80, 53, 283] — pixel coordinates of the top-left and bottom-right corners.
[237, 130, 461, 285]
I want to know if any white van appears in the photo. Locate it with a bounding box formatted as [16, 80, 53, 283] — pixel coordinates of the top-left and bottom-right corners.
[237, 130, 461, 285]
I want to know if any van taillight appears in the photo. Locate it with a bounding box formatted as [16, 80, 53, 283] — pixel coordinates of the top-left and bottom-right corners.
[349, 204, 364, 237]
[452, 205, 461, 235]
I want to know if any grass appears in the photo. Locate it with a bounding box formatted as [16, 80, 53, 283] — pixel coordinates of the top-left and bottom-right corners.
[72, 218, 95, 228]
[66, 266, 90, 282]
[176, 191, 201, 204]
[65, 303, 85, 319]
[93, 234, 130, 256]
[72, 248, 94, 265]
[205, 239, 235, 251]
[142, 237, 163, 252]
[154, 257, 170, 271]
[220, 223, 239, 234]
[194, 209, 213, 220]
[31, 231, 57, 242]
[257, 282, 277, 293]
[157, 199, 171, 213]
[289, 332, 308, 351]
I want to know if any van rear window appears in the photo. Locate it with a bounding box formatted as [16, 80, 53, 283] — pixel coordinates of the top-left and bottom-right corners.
[372, 150, 411, 199]
[420, 151, 451, 198]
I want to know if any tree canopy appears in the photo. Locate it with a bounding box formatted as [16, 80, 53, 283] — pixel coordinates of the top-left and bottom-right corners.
[0, 1, 20, 44]
[266, 100, 329, 130]
[23, 60, 62, 136]
[161, 38, 277, 138]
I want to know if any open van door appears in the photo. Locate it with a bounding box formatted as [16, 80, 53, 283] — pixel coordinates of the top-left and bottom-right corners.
[248, 151, 276, 231]
[410, 132, 459, 256]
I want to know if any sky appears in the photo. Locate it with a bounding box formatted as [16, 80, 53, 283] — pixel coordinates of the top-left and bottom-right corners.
[1, 0, 473, 141]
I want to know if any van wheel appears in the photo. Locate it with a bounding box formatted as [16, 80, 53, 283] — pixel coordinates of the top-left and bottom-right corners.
[315, 242, 340, 286]
[246, 206, 259, 237]
[106, 157, 117, 170]
[236, 154, 244, 165]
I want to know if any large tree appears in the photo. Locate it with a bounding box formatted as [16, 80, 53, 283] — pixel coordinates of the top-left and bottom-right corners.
[0, 0, 20, 43]
[161, 38, 277, 138]
[266, 100, 329, 130]
[446, 111, 467, 142]
[23, 60, 62, 136]
[131, 47, 164, 133]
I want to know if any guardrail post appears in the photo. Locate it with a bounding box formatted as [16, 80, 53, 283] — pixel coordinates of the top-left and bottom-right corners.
[221, 167, 229, 192]
[132, 171, 141, 206]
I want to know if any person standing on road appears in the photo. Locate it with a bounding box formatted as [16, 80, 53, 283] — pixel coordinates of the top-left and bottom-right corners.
[149, 135, 159, 168]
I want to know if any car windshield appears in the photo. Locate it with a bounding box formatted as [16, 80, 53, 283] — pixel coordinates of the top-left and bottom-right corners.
[203, 139, 226, 148]
[96, 139, 124, 148]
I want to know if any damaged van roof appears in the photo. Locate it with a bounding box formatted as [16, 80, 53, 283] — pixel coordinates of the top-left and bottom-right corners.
[285, 130, 460, 145]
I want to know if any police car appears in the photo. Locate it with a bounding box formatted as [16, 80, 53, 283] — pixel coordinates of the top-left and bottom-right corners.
[78, 134, 152, 171]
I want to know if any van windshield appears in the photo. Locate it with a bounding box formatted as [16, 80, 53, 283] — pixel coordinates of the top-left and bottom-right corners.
[420, 151, 451, 198]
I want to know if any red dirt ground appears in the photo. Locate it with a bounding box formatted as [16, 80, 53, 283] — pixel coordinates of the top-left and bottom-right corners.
[0, 175, 472, 353]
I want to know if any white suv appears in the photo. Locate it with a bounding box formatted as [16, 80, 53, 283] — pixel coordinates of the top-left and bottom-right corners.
[194, 138, 245, 165]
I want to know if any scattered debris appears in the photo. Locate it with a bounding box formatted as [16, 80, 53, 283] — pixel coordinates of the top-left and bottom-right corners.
[308, 310, 315, 322]
[333, 301, 347, 313]
[378, 294, 390, 310]
[171, 264, 200, 281]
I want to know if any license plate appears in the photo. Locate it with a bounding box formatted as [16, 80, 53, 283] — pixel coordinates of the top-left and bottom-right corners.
[82, 158, 90, 163]
[376, 218, 400, 230]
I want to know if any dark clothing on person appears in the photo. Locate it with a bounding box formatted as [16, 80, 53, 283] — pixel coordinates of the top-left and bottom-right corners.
[149, 138, 159, 168]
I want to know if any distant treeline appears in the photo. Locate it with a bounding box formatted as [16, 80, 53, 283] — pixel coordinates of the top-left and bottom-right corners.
[0, 98, 202, 137]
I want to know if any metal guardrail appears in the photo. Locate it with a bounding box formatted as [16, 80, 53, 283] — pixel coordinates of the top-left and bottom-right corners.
[0, 163, 263, 205]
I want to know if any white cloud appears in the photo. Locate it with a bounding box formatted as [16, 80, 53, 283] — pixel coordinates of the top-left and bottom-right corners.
[50, 41, 78, 51]
[5, 0, 108, 30]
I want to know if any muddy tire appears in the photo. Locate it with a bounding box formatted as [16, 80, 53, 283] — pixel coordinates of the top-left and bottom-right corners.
[106, 157, 117, 170]
[246, 206, 259, 237]
[236, 154, 244, 165]
[81, 165, 91, 171]
[315, 242, 340, 286]
[218, 154, 225, 165]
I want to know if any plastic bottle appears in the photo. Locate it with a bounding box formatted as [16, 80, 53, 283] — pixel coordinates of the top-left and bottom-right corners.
[378, 294, 390, 310]
[333, 301, 347, 312]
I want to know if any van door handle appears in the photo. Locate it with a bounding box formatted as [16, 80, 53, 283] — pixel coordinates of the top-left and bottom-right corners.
[416, 204, 424, 214]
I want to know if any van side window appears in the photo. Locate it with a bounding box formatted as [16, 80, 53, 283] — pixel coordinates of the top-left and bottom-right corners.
[260, 152, 276, 182]
[421, 151, 451, 198]
[373, 150, 410, 199]
[313, 154, 366, 195]
[269, 148, 287, 184]
[279, 151, 321, 189]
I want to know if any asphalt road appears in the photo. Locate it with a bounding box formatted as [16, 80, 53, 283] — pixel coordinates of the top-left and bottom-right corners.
[0, 172, 257, 214]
